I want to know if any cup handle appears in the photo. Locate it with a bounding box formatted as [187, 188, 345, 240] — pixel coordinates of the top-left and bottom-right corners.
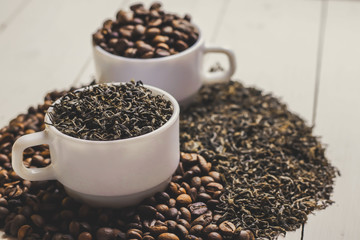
[12, 131, 56, 181]
[202, 46, 236, 83]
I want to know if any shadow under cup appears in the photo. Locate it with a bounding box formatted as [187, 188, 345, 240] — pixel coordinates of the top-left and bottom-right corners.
[93, 26, 236, 106]
[11, 84, 180, 208]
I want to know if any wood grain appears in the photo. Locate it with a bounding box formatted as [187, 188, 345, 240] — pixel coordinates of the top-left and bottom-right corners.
[304, 1, 360, 239]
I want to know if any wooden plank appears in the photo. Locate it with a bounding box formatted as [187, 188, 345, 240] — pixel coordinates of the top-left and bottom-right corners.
[215, 0, 322, 124]
[0, 0, 126, 126]
[0, 0, 28, 32]
[75, 0, 228, 86]
[304, 1, 360, 239]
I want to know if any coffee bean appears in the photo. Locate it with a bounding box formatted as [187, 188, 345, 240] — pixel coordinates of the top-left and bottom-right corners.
[176, 194, 192, 206]
[179, 207, 191, 223]
[10, 214, 27, 236]
[17, 225, 32, 240]
[200, 176, 214, 186]
[208, 232, 223, 240]
[203, 224, 219, 234]
[138, 205, 157, 217]
[0, 206, 9, 219]
[219, 221, 236, 236]
[175, 40, 188, 52]
[97, 228, 114, 240]
[78, 232, 92, 240]
[31, 214, 44, 228]
[176, 219, 191, 230]
[134, 24, 146, 37]
[124, 48, 138, 58]
[168, 198, 176, 207]
[166, 208, 178, 220]
[175, 224, 188, 238]
[209, 171, 221, 182]
[188, 188, 198, 202]
[206, 199, 220, 210]
[150, 2, 162, 10]
[68, 221, 80, 236]
[235, 230, 255, 240]
[157, 43, 169, 50]
[158, 233, 179, 240]
[189, 224, 203, 235]
[189, 202, 208, 217]
[155, 192, 170, 204]
[93, 4, 198, 58]
[130, 3, 144, 11]
[192, 211, 212, 227]
[198, 193, 212, 202]
[205, 182, 224, 194]
[146, 27, 161, 38]
[149, 225, 168, 235]
[165, 220, 177, 232]
[143, 235, 155, 240]
[156, 204, 169, 215]
[198, 155, 210, 174]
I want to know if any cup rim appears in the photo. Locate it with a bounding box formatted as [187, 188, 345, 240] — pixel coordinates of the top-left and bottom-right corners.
[93, 23, 204, 62]
[44, 83, 180, 144]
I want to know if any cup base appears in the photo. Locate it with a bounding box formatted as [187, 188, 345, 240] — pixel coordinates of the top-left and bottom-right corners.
[64, 177, 171, 208]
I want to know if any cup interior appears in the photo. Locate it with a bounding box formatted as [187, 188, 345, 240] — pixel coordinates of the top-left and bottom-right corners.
[45, 82, 180, 143]
[93, 23, 204, 62]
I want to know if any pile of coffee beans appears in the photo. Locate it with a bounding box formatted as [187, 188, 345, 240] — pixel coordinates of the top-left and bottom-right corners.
[48, 81, 173, 141]
[92, 2, 199, 58]
[0, 88, 254, 240]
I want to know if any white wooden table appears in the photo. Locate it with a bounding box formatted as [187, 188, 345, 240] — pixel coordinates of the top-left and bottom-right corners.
[0, 0, 359, 239]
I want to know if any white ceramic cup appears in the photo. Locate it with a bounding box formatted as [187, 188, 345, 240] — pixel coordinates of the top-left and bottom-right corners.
[11, 84, 180, 208]
[93, 26, 236, 105]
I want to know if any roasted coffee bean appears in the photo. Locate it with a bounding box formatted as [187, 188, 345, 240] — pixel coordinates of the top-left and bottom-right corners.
[68, 221, 80, 236]
[176, 219, 191, 230]
[189, 224, 203, 235]
[208, 232, 223, 240]
[124, 48, 138, 58]
[155, 192, 170, 204]
[236, 230, 255, 240]
[188, 188, 198, 202]
[200, 176, 214, 186]
[176, 194, 192, 206]
[0, 206, 9, 219]
[179, 207, 191, 223]
[203, 224, 219, 234]
[166, 208, 178, 220]
[206, 199, 220, 210]
[205, 182, 224, 194]
[93, 4, 198, 58]
[17, 224, 32, 240]
[155, 48, 170, 57]
[168, 198, 176, 208]
[189, 202, 208, 217]
[149, 225, 168, 235]
[138, 205, 157, 217]
[97, 228, 114, 240]
[143, 235, 155, 240]
[175, 224, 188, 238]
[219, 221, 235, 236]
[165, 220, 177, 232]
[78, 232, 92, 240]
[158, 233, 179, 240]
[198, 193, 212, 202]
[190, 177, 201, 188]
[209, 171, 221, 182]
[156, 204, 169, 215]
[191, 211, 212, 226]
[10, 214, 27, 236]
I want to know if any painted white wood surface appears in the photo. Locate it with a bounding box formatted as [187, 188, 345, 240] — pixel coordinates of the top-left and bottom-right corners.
[0, 0, 125, 126]
[304, 1, 360, 239]
[1, 0, 359, 240]
[0, 0, 28, 32]
[215, 0, 321, 124]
